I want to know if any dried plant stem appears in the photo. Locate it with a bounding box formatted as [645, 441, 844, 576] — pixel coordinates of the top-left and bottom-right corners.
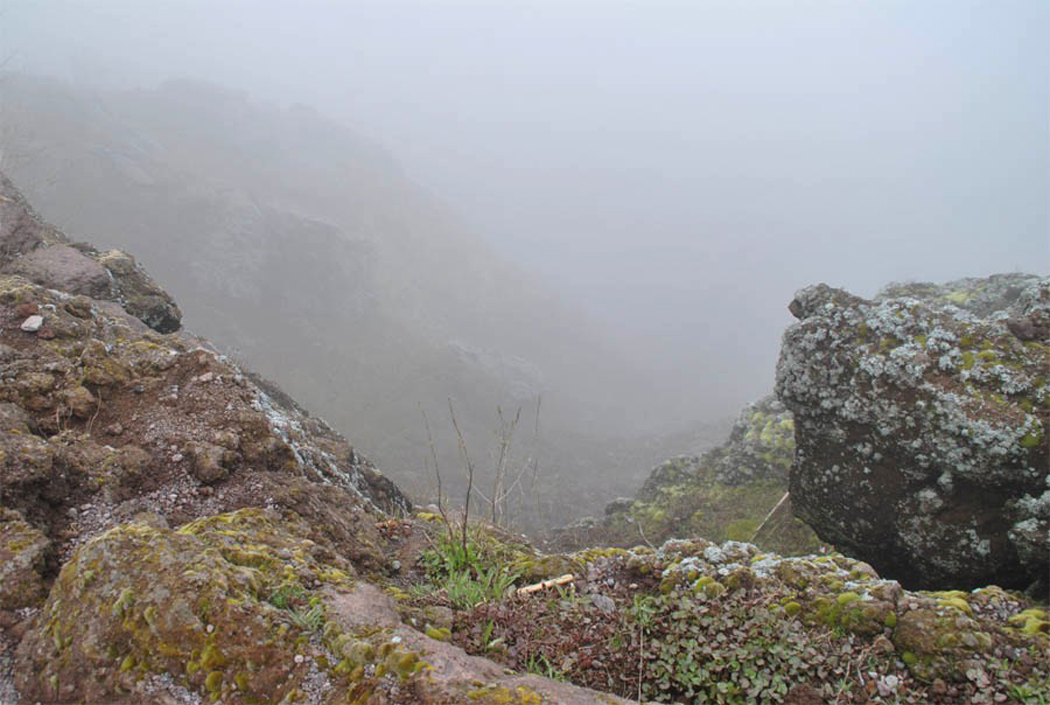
[490, 406, 521, 526]
[420, 405, 455, 545]
[448, 398, 474, 563]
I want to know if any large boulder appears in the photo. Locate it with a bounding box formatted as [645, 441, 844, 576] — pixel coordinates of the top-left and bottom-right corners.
[776, 274, 1048, 593]
[10, 244, 111, 298]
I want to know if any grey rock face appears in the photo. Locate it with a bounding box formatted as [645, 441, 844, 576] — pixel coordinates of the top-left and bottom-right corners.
[775, 274, 1049, 593]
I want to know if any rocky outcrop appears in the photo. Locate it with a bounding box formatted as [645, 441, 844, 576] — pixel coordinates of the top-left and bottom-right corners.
[0, 269, 407, 543]
[548, 396, 823, 556]
[776, 274, 1049, 594]
[0, 172, 182, 333]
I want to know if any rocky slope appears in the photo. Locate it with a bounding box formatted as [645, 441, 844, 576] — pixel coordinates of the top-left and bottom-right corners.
[776, 274, 1049, 594]
[0, 74, 680, 529]
[0, 171, 630, 703]
[547, 396, 823, 556]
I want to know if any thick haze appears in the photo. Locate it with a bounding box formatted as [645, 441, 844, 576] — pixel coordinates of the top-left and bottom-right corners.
[3, 0, 1048, 416]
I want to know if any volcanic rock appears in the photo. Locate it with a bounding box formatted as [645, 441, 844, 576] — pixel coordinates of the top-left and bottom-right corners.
[776, 274, 1048, 593]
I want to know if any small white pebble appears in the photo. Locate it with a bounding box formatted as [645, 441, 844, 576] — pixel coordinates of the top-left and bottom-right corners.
[20, 315, 44, 332]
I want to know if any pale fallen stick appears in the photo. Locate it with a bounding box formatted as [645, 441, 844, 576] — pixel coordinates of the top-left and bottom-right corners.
[516, 574, 574, 596]
[750, 491, 791, 543]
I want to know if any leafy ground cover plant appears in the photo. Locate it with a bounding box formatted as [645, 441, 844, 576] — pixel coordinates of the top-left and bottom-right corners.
[451, 541, 1050, 704]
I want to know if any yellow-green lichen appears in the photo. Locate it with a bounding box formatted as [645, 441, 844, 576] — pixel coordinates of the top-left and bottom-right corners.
[425, 626, 452, 641]
[205, 671, 223, 693]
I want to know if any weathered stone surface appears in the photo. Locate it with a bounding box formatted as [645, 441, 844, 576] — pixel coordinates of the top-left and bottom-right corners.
[12, 244, 111, 298]
[0, 508, 50, 611]
[776, 274, 1049, 593]
[15, 509, 353, 703]
[187, 440, 231, 484]
[95, 249, 182, 333]
[18, 315, 42, 332]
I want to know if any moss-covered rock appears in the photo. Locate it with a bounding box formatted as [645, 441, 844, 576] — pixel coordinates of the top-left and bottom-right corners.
[14, 508, 356, 703]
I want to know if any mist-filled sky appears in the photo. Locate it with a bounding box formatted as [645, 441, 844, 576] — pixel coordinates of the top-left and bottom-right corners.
[2, 0, 1048, 420]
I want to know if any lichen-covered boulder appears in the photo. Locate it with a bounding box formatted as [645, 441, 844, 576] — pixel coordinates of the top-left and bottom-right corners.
[548, 396, 823, 556]
[776, 274, 1049, 593]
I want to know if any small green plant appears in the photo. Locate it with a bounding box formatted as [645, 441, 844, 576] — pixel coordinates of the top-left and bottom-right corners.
[266, 582, 323, 632]
[419, 530, 521, 610]
[420, 533, 478, 576]
[524, 652, 566, 682]
[289, 603, 325, 632]
[441, 563, 520, 610]
[479, 619, 506, 652]
[267, 582, 307, 610]
[630, 594, 658, 629]
[1010, 683, 1050, 704]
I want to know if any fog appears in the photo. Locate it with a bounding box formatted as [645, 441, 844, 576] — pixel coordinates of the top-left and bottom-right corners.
[5, 0, 1048, 405]
[1, 1, 1047, 525]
